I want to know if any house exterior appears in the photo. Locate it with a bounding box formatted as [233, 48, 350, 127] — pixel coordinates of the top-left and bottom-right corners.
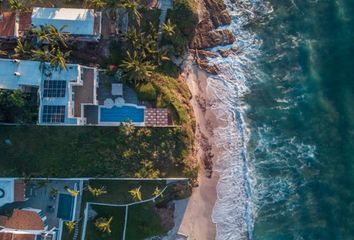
[31, 7, 102, 41]
[0, 208, 57, 240]
[0, 58, 171, 126]
[0, 12, 32, 39]
[0, 179, 26, 208]
[0, 58, 98, 125]
[0, 7, 102, 41]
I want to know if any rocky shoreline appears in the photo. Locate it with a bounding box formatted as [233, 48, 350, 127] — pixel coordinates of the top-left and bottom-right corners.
[189, 0, 236, 74]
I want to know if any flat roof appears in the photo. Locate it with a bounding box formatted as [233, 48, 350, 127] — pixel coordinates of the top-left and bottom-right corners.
[31, 7, 96, 35]
[0, 59, 42, 90]
[0, 59, 80, 90]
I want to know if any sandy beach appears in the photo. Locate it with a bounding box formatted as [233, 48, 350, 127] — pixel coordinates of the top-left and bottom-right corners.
[175, 65, 221, 240]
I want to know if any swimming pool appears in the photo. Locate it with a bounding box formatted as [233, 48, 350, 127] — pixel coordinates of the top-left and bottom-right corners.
[99, 105, 145, 124]
[57, 193, 74, 221]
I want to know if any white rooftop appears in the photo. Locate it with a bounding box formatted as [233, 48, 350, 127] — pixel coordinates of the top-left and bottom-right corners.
[31, 7, 96, 36]
[0, 179, 14, 208]
[0, 59, 42, 90]
[0, 59, 80, 90]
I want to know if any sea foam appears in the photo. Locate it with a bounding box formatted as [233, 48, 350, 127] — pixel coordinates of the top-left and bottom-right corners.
[205, 0, 271, 239]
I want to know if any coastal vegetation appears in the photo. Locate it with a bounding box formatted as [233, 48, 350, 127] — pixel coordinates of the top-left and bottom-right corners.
[0, 0, 199, 181]
[0, 89, 38, 124]
[0, 125, 191, 178]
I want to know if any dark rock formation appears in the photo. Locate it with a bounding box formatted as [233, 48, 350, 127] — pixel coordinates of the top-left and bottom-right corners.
[190, 29, 235, 49]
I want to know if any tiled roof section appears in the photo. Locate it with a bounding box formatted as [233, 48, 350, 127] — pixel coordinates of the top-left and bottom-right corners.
[72, 67, 95, 118]
[0, 215, 7, 226]
[18, 12, 32, 33]
[0, 12, 16, 37]
[2, 209, 45, 230]
[144, 108, 170, 126]
[0, 232, 13, 240]
[13, 234, 36, 240]
[0, 233, 36, 240]
[14, 180, 25, 202]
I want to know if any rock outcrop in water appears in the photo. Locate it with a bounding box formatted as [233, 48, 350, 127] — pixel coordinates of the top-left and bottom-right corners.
[190, 0, 236, 74]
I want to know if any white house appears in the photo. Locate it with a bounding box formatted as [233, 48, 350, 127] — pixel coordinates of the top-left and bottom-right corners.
[0, 58, 99, 125]
[31, 7, 102, 41]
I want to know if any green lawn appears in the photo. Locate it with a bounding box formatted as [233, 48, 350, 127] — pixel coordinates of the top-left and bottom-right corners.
[85, 205, 126, 240]
[83, 180, 167, 205]
[0, 125, 189, 177]
[126, 203, 167, 240]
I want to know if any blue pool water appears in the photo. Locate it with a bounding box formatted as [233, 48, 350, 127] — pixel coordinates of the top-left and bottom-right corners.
[100, 106, 145, 123]
[57, 193, 74, 221]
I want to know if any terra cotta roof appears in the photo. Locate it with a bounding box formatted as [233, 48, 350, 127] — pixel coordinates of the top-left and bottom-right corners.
[18, 12, 32, 33]
[0, 12, 16, 37]
[12, 234, 36, 240]
[14, 180, 25, 202]
[1, 209, 44, 230]
[0, 232, 13, 240]
[0, 233, 36, 240]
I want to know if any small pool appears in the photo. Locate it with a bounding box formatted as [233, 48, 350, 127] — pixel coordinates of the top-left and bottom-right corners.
[100, 105, 145, 123]
[57, 193, 74, 221]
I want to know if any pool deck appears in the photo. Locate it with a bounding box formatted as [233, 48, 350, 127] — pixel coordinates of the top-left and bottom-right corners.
[0, 180, 81, 229]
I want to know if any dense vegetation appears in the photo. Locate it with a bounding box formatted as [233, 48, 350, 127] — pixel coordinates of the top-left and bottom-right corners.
[0, 89, 38, 124]
[0, 0, 199, 181]
[0, 125, 193, 178]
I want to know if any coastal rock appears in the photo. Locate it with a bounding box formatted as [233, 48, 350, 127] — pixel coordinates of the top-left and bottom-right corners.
[203, 0, 231, 27]
[190, 49, 219, 59]
[197, 60, 220, 74]
[218, 47, 239, 57]
[190, 29, 235, 49]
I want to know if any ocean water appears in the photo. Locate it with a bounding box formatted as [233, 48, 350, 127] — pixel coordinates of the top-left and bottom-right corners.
[208, 0, 354, 239]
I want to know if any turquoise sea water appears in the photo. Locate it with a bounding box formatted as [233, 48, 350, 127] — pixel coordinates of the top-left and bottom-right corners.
[244, 0, 354, 239]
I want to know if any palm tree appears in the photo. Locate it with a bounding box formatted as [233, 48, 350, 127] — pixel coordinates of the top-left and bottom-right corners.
[65, 186, 79, 197]
[88, 185, 107, 197]
[33, 25, 69, 47]
[65, 221, 76, 233]
[152, 186, 162, 198]
[50, 48, 71, 70]
[120, 0, 142, 26]
[8, 0, 26, 12]
[129, 186, 142, 201]
[0, 50, 7, 56]
[153, 48, 170, 66]
[48, 25, 69, 47]
[13, 39, 32, 58]
[95, 217, 113, 233]
[85, 0, 107, 9]
[31, 47, 51, 62]
[32, 25, 51, 44]
[162, 19, 176, 37]
[122, 28, 141, 49]
[120, 51, 156, 85]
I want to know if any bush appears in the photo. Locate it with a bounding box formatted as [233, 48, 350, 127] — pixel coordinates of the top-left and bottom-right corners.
[163, 0, 198, 55]
[135, 83, 157, 101]
[156, 60, 179, 77]
[169, 0, 198, 38]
